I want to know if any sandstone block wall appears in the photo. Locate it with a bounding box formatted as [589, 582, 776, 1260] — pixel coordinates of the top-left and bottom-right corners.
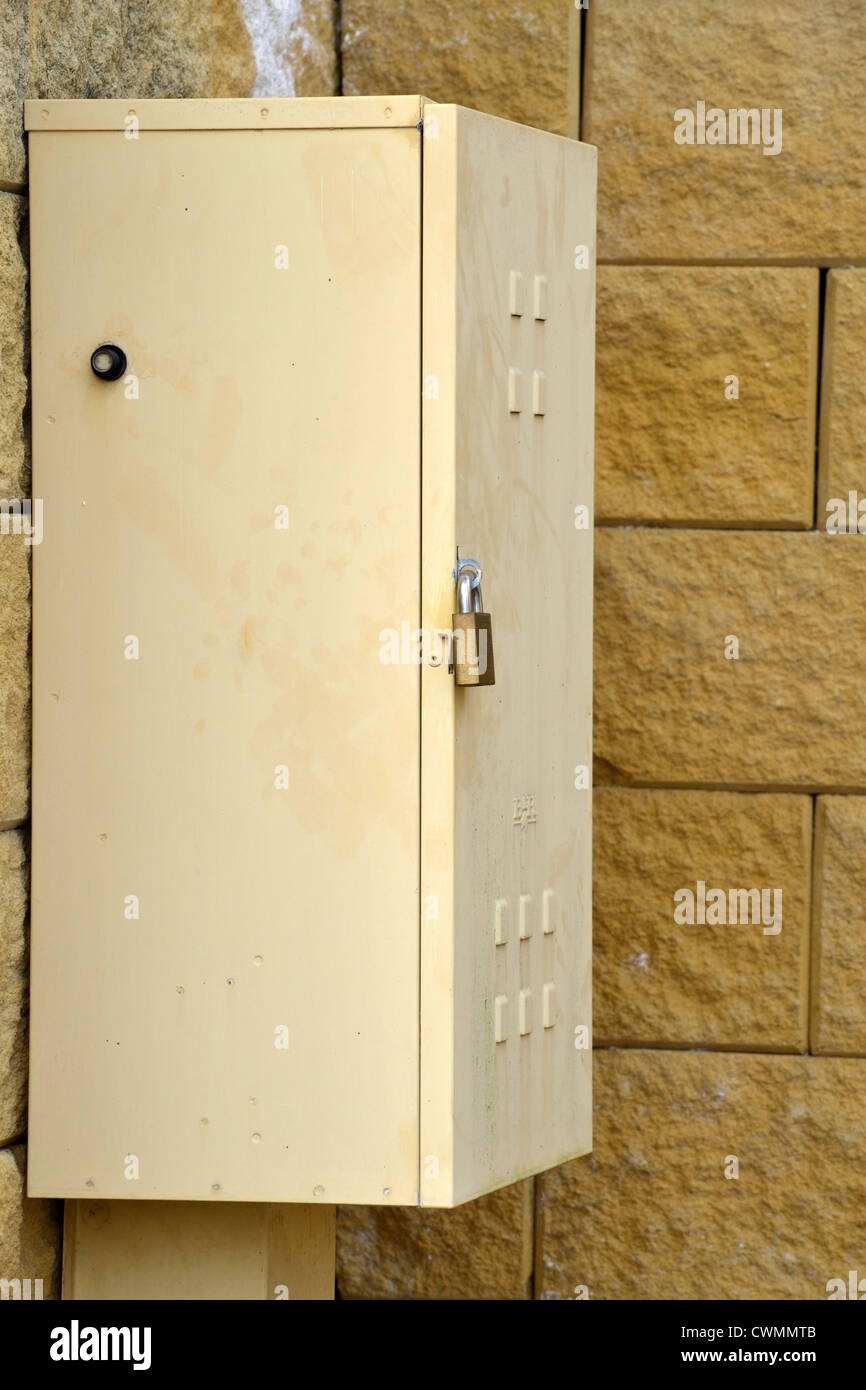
[4, 1, 864, 1301]
[336, 1, 866, 1300]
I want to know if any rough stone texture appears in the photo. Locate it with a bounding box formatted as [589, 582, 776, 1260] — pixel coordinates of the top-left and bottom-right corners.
[29, 1, 256, 100]
[811, 797, 866, 1055]
[584, 0, 866, 262]
[7, 0, 866, 1307]
[0, 1145, 61, 1297]
[537, 1050, 866, 1300]
[29, 1, 124, 102]
[0, 193, 27, 498]
[594, 790, 810, 1050]
[595, 530, 866, 790]
[596, 268, 817, 526]
[241, 0, 338, 97]
[119, 1, 255, 98]
[0, 832, 27, 1147]
[0, 3, 29, 187]
[0, 531, 29, 826]
[818, 271, 866, 522]
[342, 0, 570, 134]
[336, 1179, 533, 1299]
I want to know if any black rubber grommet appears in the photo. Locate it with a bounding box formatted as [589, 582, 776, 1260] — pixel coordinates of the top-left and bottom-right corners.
[90, 344, 127, 381]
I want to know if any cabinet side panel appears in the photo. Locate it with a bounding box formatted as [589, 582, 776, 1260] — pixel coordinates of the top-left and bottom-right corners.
[422, 106, 595, 1206]
[28, 126, 421, 1204]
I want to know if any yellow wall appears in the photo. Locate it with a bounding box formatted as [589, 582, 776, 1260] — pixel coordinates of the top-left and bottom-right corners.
[3, 0, 864, 1300]
[337, 0, 866, 1301]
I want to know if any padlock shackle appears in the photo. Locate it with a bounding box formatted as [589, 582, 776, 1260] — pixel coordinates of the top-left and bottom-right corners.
[456, 568, 475, 615]
[455, 559, 483, 614]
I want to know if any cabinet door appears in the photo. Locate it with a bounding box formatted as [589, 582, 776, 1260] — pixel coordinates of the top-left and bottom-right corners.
[28, 119, 421, 1204]
[421, 106, 595, 1205]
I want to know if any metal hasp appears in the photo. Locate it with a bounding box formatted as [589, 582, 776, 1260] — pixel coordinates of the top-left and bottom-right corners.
[452, 559, 495, 686]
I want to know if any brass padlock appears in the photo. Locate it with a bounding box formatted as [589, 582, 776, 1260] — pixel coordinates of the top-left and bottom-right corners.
[452, 560, 495, 686]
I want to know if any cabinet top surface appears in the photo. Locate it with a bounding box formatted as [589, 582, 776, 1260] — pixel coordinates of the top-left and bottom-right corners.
[24, 95, 427, 131]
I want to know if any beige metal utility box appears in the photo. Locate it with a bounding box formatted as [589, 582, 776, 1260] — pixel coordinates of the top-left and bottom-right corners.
[26, 97, 595, 1209]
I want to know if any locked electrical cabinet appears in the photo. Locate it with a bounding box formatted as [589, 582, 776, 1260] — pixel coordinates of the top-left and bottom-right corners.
[26, 97, 595, 1209]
